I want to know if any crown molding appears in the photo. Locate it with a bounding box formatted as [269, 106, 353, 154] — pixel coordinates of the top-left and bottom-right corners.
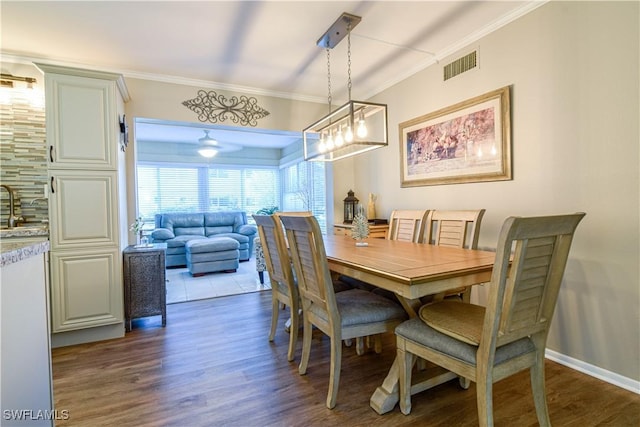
[1, 51, 326, 105]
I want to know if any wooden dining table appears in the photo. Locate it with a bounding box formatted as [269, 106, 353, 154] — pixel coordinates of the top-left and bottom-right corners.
[323, 233, 497, 415]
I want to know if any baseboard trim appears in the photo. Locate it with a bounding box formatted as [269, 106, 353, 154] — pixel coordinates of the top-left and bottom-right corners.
[51, 323, 124, 348]
[545, 349, 640, 394]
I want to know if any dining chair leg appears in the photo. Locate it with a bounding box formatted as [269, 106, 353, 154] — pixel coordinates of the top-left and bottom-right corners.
[269, 297, 279, 342]
[397, 338, 414, 415]
[327, 332, 343, 409]
[476, 375, 494, 427]
[531, 356, 551, 427]
[287, 305, 299, 362]
[298, 316, 312, 375]
[374, 335, 383, 354]
[356, 337, 365, 355]
[459, 376, 471, 389]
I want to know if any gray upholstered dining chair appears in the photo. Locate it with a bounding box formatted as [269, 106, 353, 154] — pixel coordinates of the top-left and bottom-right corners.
[279, 214, 408, 409]
[395, 212, 585, 426]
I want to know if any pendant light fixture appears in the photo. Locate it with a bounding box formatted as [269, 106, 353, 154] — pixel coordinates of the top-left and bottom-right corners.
[303, 12, 388, 162]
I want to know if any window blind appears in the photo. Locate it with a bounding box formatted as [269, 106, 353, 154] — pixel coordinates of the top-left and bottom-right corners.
[281, 161, 326, 233]
[137, 163, 280, 226]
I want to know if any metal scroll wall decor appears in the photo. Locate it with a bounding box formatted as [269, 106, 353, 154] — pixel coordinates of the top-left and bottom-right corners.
[182, 90, 270, 127]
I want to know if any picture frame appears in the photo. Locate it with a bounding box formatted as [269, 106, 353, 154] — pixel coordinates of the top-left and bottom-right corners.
[399, 86, 511, 187]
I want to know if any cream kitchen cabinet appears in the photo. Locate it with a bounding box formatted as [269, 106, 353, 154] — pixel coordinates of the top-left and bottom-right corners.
[39, 65, 121, 170]
[37, 64, 129, 342]
[48, 170, 119, 249]
[49, 247, 122, 332]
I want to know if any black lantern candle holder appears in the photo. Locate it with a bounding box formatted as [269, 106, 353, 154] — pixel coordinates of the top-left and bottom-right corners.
[343, 189, 359, 224]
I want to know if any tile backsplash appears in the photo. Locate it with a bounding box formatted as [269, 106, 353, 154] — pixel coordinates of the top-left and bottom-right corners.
[0, 88, 48, 227]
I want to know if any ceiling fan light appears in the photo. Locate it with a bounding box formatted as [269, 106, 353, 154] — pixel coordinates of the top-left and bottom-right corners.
[198, 147, 218, 158]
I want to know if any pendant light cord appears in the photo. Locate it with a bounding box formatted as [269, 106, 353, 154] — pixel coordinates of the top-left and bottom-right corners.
[347, 20, 352, 102]
[326, 45, 332, 114]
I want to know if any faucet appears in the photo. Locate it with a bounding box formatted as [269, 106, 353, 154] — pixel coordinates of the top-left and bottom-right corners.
[0, 184, 24, 228]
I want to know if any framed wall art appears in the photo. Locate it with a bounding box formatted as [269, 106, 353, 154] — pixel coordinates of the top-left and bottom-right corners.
[399, 86, 511, 187]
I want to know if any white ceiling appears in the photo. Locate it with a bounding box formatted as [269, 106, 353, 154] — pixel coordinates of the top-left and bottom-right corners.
[1, 1, 543, 149]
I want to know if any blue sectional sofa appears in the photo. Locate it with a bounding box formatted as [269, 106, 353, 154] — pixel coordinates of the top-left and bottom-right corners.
[150, 211, 257, 267]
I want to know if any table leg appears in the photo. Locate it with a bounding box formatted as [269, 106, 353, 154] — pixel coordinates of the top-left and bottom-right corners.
[370, 295, 460, 414]
[370, 357, 402, 414]
[370, 355, 459, 414]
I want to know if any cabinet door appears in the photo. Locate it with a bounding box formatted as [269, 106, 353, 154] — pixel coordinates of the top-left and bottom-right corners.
[49, 170, 119, 248]
[45, 73, 117, 169]
[50, 248, 123, 332]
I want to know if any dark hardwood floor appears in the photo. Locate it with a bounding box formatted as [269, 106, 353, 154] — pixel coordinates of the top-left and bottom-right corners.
[52, 291, 639, 427]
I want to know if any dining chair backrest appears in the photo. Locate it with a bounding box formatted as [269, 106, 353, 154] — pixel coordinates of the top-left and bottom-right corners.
[423, 209, 486, 249]
[279, 215, 336, 317]
[274, 211, 312, 245]
[484, 213, 585, 348]
[388, 209, 430, 243]
[253, 214, 295, 292]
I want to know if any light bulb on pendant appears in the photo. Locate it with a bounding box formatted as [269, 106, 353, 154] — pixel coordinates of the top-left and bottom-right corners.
[318, 132, 327, 153]
[326, 131, 335, 150]
[356, 111, 367, 138]
[335, 125, 345, 147]
[344, 124, 354, 143]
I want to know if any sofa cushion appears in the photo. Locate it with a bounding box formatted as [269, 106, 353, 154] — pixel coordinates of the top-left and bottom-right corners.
[151, 228, 175, 240]
[215, 232, 249, 245]
[186, 237, 239, 253]
[167, 235, 207, 249]
[159, 213, 205, 232]
[204, 211, 244, 226]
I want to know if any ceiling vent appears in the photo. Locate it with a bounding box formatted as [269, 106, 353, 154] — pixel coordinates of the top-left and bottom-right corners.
[443, 50, 478, 81]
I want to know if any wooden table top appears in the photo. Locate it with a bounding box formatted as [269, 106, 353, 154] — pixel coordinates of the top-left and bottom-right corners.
[323, 234, 496, 300]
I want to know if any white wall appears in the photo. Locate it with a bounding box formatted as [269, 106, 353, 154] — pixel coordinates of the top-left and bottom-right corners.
[334, 1, 639, 383]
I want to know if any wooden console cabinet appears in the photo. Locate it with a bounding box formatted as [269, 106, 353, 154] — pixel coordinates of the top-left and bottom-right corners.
[123, 244, 167, 332]
[333, 223, 389, 239]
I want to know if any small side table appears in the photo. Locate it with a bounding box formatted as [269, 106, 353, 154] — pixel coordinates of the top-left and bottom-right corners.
[123, 243, 167, 332]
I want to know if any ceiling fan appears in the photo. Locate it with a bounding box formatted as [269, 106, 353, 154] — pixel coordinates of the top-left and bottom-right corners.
[197, 130, 242, 158]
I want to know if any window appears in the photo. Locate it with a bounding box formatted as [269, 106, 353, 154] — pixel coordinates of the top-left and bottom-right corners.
[136, 163, 279, 226]
[136, 160, 326, 232]
[281, 161, 327, 233]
